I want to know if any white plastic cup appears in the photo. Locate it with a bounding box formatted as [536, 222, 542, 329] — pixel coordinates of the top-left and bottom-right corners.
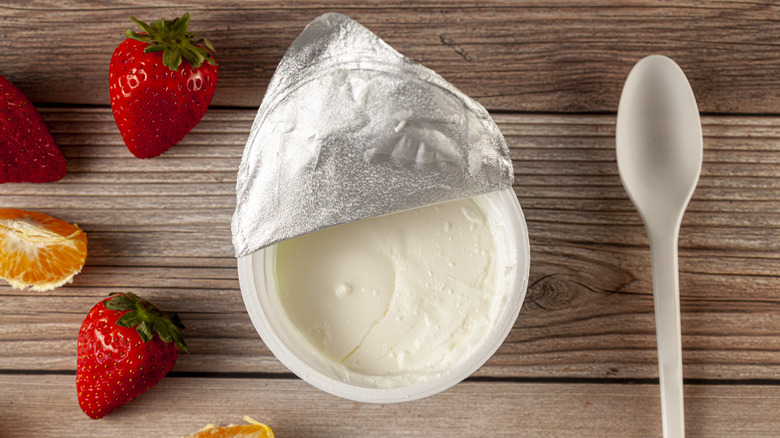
[237, 188, 530, 403]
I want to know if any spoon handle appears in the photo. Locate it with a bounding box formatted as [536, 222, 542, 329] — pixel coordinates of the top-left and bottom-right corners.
[649, 229, 685, 438]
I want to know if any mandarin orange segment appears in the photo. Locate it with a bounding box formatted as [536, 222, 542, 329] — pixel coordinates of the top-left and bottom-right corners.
[0, 208, 87, 291]
[185, 417, 274, 438]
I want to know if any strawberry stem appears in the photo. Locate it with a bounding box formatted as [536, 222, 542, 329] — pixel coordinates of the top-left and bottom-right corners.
[124, 13, 216, 71]
[104, 292, 189, 353]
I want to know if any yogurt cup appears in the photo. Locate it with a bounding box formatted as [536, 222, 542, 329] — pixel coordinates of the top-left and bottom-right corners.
[237, 187, 530, 403]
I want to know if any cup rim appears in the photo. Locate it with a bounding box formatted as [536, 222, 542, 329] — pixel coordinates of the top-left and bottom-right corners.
[237, 187, 530, 403]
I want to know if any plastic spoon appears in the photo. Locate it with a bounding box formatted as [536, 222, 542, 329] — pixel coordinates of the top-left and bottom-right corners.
[615, 55, 703, 438]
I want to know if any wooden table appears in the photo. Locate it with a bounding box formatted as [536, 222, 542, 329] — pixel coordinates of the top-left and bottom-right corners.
[2, 1, 779, 436]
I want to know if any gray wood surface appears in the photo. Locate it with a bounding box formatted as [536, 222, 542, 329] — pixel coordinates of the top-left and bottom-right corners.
[2, 109, 778, 380]
[3, 375, 780, 438]
[0, 1, 779, 436]
[2, 1, 780, 113]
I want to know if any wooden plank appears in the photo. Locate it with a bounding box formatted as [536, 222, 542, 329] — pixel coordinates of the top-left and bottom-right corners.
[1, 374, 779, 437]
[2, 266, 778, 378]
[2, 2, 780, 113]
[0, 109, 778, 379]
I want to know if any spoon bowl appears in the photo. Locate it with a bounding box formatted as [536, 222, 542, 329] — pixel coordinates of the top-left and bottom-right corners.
[616, 55, 703, 438]
[617, 55, 703, 233]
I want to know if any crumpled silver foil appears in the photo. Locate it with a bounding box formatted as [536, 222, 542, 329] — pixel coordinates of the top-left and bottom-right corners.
[232, 12, 514, 257]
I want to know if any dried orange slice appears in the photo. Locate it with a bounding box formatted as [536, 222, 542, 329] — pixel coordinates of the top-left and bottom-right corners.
[0, 208, 87, 291]
[185, 416, 274, 438]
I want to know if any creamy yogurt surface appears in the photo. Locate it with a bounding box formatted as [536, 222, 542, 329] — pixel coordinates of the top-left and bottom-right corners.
[272, 197, 508, 387]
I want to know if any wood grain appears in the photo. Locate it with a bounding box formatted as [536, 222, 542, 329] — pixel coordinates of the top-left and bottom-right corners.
[2, 1, 780, 112]
[1, 109, 777, 380]
[2, 375, 780, 438]
[2, 2, 780, 436]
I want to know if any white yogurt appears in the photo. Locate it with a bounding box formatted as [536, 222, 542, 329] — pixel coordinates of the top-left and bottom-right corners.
[272, 197, 509, 387]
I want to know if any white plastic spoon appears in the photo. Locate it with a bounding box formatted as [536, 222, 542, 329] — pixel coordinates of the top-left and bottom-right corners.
[616, 55, 703, 438]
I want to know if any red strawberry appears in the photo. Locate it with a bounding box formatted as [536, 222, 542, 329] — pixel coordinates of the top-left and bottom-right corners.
[109, 13, 218, 158]
[0, 74, 66, 182]
[76, 292, 188, 419]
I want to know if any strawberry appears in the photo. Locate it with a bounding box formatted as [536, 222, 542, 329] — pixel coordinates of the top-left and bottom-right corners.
[109, 13, 218, 158]
[76, 292, 188, 419]
[0, 74, 66, 182]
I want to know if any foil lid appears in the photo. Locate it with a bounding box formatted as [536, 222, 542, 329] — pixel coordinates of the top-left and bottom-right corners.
[232, 13, 514, 258]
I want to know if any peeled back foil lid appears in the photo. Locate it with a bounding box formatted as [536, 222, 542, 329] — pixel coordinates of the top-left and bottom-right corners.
[232, 13, 514, 257]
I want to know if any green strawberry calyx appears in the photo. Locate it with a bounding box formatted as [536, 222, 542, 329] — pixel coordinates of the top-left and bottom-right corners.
[124, 13, 216, 71]
[103, 292, 189, 353]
